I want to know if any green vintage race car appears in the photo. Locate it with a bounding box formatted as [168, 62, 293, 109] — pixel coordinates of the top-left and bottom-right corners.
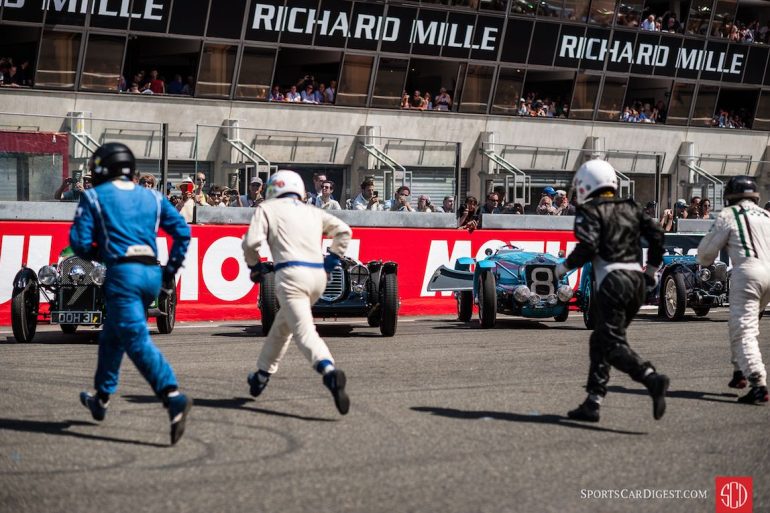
[10, 247, 176, 343]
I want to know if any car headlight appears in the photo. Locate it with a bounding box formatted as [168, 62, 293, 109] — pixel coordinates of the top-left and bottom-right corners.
[546, 294, 558, 306]
[513, 285, 530, 303]
[698, 268, 711, 282]
[90, 263, 107, 285]
[38, 265, 58, 286]
[349, 264, 369, 288]
[528, 293, 541, 306]
[557, 284, 574, 302]
[68, 264, 86, 284]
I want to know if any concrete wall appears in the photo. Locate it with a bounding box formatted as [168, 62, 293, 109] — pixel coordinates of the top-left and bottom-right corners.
[3, 88, 770, 202]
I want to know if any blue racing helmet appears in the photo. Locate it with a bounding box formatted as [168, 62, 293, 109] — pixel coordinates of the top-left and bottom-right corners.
[543, 186, 556, 196]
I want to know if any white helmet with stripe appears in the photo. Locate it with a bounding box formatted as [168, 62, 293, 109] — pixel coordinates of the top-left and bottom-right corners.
[572, 159, 618, 205]
[265, 169, 306, 200]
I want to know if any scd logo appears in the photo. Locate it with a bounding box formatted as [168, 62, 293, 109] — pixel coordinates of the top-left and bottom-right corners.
[716, 477, 752, 513]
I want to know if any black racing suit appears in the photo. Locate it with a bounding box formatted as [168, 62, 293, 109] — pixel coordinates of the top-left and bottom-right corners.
[564, 197, 664, 397]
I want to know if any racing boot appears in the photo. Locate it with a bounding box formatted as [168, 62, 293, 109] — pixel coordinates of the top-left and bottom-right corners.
[642, 372, 670, 420]
[323, 369, 350, 415]
[567, 397, 600, 422]
[728, 370, 747, 389]
[247, 370, 271, 398]
[80, 391, 108, 421]
[737, 386, 769, 405]
[166, 393, 192, 445]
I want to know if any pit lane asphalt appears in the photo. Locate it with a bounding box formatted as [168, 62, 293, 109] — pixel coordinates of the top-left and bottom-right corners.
[0, 310, 768, 513]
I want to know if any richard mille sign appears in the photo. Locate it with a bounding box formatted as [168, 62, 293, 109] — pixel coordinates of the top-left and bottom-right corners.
[2, 0, 164, 19]
[559, 34, 745, 74]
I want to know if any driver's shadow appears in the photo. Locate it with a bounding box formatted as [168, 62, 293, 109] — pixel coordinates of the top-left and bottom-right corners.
[0, 417, 167, 447]
[607, 385, 738, 404]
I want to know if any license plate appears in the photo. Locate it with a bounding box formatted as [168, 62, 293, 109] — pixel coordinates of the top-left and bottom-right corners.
[52, 311, 102, 325]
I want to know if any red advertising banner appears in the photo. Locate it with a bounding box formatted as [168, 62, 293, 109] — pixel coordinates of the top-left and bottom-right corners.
[0, 221, 577, 325]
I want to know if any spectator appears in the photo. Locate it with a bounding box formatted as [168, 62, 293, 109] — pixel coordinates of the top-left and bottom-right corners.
[537, 194, 557, 215]
[207, 184, 228, 208]
[176, 178, 196, 222]
[307, 172, 327, 204]
[169, 195, 181, 208]
[641, 14, 658, 31]
[439, 196, 455, 214]
[285, 85, 301, 102]
[193, 172, 208, 205]
[542, 186, 556, 199]
[457, 196, 480, 231]
[700, 198, 714, 219]
[318, 83, 328, 103]
[128, 82, 140, 94]
[182, 75, 195, 95]
[325, 80, 337, 104]
[764, 200, 770, 212]
[687, 196, 702, 218]
[423, 92, 433, 111]
[512, 202, 525, 214]
[138, 173, 156, 190]
[312, 180, 341, 210]
[659, 199, 688, 232]
[388, 185, 414, 211]
[351, 178, 383, 210]
[400, 91, 410, 109]
[269, 85, 284, 102]
[240, 176, 264, 207]
[480, 192, 501, 215]
[167, 74, 184, 95]
[417, 194, 437, 212]
[643, 201, 657, 218]
[554, 190, 576, 215]
[17, 60, 32, 87]
[145, 70, 165, 94]
[409, 90, 425, 110]
[55, 172, 93, 201]
[301, 84, 320, 104]
[434, 87, 452, 112]
[517, 98, 529, 116]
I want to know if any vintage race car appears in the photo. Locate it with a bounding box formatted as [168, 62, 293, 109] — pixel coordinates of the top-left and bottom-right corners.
[10, 247, 176, 343]
[577, 249, 729, 327]
[426, 245, 576, 328]
[258, 256, 399, 337]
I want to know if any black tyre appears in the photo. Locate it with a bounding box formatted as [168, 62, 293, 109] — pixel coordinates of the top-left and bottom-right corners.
[478, 271, 497, 329]
[156, 286, 177, 335]
[367, 307, 381, 327]
[661, 273, 687, 321]
[582, 286, 595, 330]
[60, 324, 78, 334]
[692, 306, 710, 317]
[457, 291, 473, 322]
[11, 281, 39, 343]
[379, 273, 398, 337]
[554, 307, 569, 322]
[258, 271, 279, 336]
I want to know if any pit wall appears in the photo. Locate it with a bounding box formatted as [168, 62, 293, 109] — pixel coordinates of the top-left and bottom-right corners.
[0, 220, 579, 325]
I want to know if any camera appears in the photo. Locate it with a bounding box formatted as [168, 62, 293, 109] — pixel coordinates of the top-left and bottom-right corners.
[373, 191, 378, 197]
[65, 178, 74, 185]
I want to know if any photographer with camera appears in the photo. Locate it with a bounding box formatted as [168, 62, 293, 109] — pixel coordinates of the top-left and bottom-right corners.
[55, 172, 93, 201]
[457, 196, 480, 231]
[207, 184, 228, 208]
[387, 185, 414, 212]
[350, 178, 383, 211]
[417, 194, 436, 212]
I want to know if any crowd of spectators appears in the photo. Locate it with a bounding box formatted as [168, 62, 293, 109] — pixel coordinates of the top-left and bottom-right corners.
[400, 88, 453, 111]
[712, 108, 749, 129]
[619, 100, 667, 124]
[515, 92, 570, 118]
[711, 20, 769, 43]
[0, 57, 33, 87]
[120, 69, 195, 96]
[269, 75, 337, 104]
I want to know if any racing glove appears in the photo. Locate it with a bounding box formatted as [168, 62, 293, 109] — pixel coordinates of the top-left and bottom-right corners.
[555, 262, 570, 280]
[249, 262, 268, 283]
[160, 266, 177, 296]
[643, 265, 659, 290]
[324, 252, 342, 273]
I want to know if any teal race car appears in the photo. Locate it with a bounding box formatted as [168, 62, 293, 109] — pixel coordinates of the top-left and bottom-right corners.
[426, 245, 576, 328]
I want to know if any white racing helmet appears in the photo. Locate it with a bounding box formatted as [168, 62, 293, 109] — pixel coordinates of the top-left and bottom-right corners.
[572, 159, 618, 205]
[264, 169, 306, 200]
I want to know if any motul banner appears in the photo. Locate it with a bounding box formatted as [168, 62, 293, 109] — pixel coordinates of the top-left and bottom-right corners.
[0, 221, 581, 325]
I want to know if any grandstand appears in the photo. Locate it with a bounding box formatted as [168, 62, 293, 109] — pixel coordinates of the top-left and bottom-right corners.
[1, 0, 769, 213]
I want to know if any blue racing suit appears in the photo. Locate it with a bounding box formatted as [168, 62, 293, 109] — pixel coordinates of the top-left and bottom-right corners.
[70, 179, 190, 397]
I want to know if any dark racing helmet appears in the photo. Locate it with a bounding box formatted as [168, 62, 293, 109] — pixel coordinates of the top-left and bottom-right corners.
[724, 175, 760, 206]
[88, 142, 136, 186]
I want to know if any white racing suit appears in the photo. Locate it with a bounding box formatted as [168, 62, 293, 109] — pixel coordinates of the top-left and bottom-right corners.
[242, 197, 352, 374]
[698, 199, 770, 387]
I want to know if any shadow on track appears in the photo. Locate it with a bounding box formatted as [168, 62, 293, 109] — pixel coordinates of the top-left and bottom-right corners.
[431, 319, 586, 331]
[410, 407, 647, 435]
[607, 385, 738, 404]
[0, 418, 167, 447]
[123, 395, 336, 422]
[3, 331, 100, 345]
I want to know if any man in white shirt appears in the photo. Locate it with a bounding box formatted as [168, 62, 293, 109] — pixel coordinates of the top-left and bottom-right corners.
[351, 178, 383, 210]
[313, 180, 341, 210]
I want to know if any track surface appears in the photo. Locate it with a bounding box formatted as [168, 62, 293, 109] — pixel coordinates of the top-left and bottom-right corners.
[1, 311, 768, 513]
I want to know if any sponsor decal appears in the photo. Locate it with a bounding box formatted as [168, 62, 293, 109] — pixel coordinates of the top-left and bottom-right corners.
[716, 477, 752, 513]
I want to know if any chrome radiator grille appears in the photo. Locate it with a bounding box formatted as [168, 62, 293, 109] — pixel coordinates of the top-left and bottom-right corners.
[60, 257, 96, 285]
[321, 268, 345, 301]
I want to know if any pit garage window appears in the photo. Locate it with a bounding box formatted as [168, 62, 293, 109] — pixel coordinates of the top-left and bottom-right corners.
[666, 82, 696, 125]
[272, 48, 342, 103]
[597, 76, 628, 121]
[459, 65, 495, 113]
[589, 0, 617, 26]
[123, 36, 201, 96]
[491, 67, 525, 115]
[36, 31, 81, 90]
[0, 25, 39, 87]
[621, 77, 672, 123]
[197, 44, 237, 99]
[371, 58, 409, 109]
[691, 84, 720, 126]
[235, 47, 276, 101]
[521, 70, 576, 117]
[712, 87, 759, 128]
[753, 90, 770, 131]
[709, 0, 737, 38]
[616, 0, 643, 27]
[80, 35, 126, 93]
[735, 0, 770, 43]
[570, 73, 601, 119]
[405, 58, 462, 111]
[337, 55, 374, 107]
[686, 0, 713, 36]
